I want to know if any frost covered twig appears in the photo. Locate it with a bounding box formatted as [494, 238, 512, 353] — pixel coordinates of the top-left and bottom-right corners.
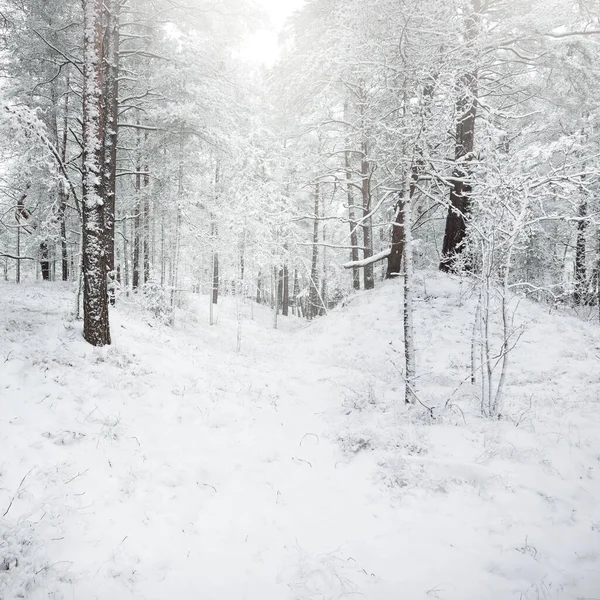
[3, 468, 34, 517]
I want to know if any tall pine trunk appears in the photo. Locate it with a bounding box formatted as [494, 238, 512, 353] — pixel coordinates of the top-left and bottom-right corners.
[104, 0, 119, 304]
[574, 197, 587, 305]
[440, 0, 480, 272]
[82, 0, 110, 346]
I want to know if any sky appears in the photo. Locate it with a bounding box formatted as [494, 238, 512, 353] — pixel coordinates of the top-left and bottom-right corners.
[242, 0, 305, 64]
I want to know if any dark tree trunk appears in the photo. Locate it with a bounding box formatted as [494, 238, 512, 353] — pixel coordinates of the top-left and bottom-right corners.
[212, 250, 219, 305]
[439, 1, 479, 273]
[277, 267, 284, 314]
[82, 0, 110, 346]
[104, 0, 119, 304]
[256, 271, 262, 304]
[574, 197, 587, 306]
[60, 217, 68, 281]
[387, 160, 421, 278]
[386, 197, 405, 278]
[40, 242, 50, 281]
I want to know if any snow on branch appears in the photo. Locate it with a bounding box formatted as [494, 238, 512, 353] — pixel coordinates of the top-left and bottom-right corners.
[342, 248, 391, 269]
[1, 253, 35, 261]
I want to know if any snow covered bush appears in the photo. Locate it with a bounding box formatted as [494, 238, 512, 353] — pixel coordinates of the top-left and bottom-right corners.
[0, 520, 52, 599]
[140, 283, 174, 325]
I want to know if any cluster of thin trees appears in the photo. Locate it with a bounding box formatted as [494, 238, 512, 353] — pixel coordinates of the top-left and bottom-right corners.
[0, 0, 599, 366]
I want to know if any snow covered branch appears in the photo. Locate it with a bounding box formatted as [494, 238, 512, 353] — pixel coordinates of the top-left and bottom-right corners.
[342, 248, 391, 269]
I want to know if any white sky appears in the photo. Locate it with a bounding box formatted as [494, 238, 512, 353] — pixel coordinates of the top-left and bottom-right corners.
[242, 0, 304, 65]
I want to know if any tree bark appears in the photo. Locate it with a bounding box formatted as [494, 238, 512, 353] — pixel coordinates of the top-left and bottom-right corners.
[309, 183, 321, 318]
[104, 0, 119, 304]
[402, 176, 416, 404]
[132, 166, 141, 289]
[82, 0, 111, 346]
[574, 197, 587, 305]
[439, 1, 480, 272]
[386, 196, 405, 278]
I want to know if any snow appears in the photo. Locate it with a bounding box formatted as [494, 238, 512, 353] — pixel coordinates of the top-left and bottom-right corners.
[1, 273, 599, 599]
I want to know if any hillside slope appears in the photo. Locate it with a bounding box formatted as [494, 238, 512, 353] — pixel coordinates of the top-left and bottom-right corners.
[0, 274, 599, 600]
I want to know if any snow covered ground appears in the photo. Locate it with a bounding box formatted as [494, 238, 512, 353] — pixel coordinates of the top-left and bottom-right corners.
[1, 273, 599, 599]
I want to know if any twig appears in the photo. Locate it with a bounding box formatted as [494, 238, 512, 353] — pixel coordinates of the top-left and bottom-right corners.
[64, 469, 89, 485]
[390, 361, 434, 417]
[299, 433, 320, 447]
[3, 468, 34, 517]
[198, 482, 217, 493]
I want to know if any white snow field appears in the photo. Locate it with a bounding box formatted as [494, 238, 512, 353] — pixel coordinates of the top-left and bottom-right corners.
[1, 273, 599, 600]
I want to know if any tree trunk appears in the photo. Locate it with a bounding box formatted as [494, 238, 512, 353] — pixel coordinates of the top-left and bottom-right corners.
[402, 176, 415, 404]
[143, 167, 150, 284]
[574, 197, 587, 306]
[439, 1, 480, 272]
[282, 264, 289, 316]
[212, 246, 219, 305]
[132, 167, 141, 289]
[361, 145, 374, 289]
[82, 0, 111, 346]
[344, 102, 360, 290]
[40, 242, 50, 281]
[56, 76, 70, 282]
[386, 196, 405, 278]
[104, 0, 119, 304]
[309, 183, 320, 319]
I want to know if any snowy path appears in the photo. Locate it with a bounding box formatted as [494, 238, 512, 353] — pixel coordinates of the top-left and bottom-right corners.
[1, 279, 600, 599]
[0, 285, 390, 599]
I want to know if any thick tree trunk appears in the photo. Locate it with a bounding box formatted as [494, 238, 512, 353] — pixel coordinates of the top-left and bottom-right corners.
[82, 0, 110, 346]
[574, 197, 587, 306]
[104, 0, 119, 304]
[386, 197, 405, 278]
[439, 1, 479, 273]
[40, 242, 50, 281]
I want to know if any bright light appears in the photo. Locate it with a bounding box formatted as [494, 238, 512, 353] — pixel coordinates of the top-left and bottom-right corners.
[241, 0, 304, 65]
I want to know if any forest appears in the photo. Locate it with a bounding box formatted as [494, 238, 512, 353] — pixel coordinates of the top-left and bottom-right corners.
[1, 0, 600, 598]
